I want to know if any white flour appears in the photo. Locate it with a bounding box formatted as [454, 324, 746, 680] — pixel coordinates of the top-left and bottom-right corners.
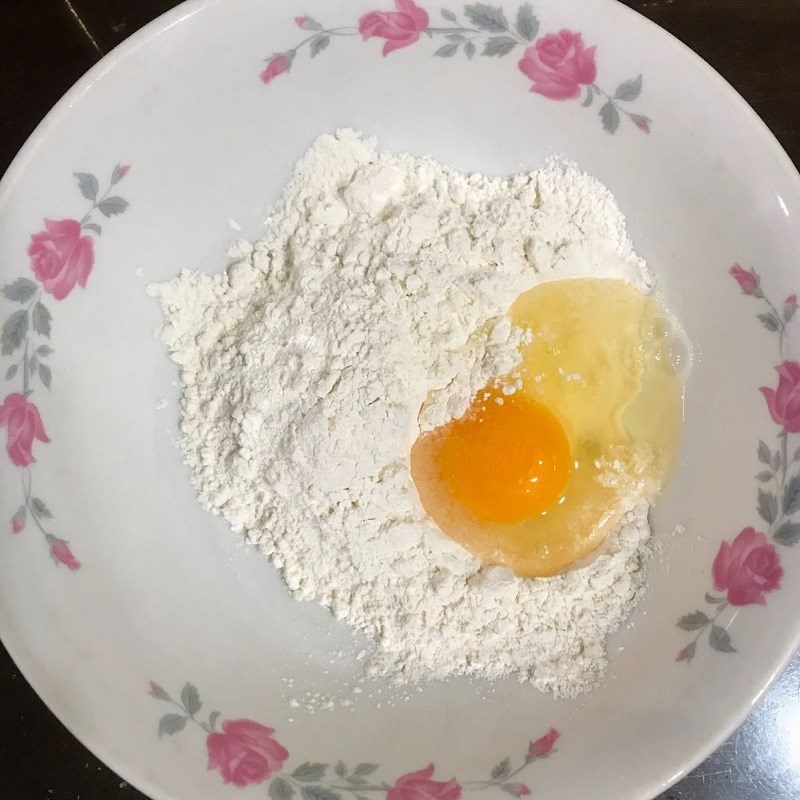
[151, 130, 654, 698]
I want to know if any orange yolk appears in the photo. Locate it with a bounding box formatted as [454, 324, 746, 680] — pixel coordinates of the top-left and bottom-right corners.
[429, 388, 571, 524]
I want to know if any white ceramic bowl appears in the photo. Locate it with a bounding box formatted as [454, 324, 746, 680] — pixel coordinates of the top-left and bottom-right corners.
[1, 2, 799, 799]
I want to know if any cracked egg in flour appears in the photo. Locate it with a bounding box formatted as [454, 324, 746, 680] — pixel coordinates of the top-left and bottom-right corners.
[411, 277, 690, 577]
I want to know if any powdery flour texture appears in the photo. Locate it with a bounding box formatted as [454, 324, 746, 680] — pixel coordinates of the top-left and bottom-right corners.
[151, 130, 655, 698]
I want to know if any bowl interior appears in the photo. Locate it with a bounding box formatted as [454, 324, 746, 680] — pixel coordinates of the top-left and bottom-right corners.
[1, 1, 799, 799]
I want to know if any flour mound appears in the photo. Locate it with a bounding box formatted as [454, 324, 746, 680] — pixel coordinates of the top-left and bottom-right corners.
[151, 130, 653, 697]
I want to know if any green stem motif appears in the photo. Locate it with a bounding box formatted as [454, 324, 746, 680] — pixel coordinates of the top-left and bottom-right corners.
[169, 697, 212, 733]
[80, 175, 115, 225]
[286, 26, 358, 58]
[589, 84, 640, 122]
[327, 783, 390, 793]
[463, 760, 530, 788]
[764, 296, 788, 360]
[19, 470, 53, 548]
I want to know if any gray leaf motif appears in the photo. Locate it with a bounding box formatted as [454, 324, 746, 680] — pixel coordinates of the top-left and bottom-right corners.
[677, 640, 696, 662]
[758, 488, 778, 525]
[158, 713, 187, 737]
[38, 362, 52, 389]
[208, 710, 221, 730]
[441, 8, 458, 22]
[292, 763, 328, 783]
[335, 761, 348, 778]
[758, 312, 781, 332]
[5, 363, 18, 380]
[599, 101, 620, 134]
[515, 3, 538, 40]
[98, 196, 129, 217]
[354, 764, 379, 776]
[491, 757, 511, 780]
[32, 302, 52, 337]
[83, 222, 102, 235]
[435, 42, 459, 57]
[758, 440, 772, 466]
[677, 610, 710, 631]
[2, 277, 37, 303]
[74, 172, 99, 201]
[783, 475, 800, 515]
[613, 74, 642, 101]
[31, 498, 53, 518]
[581, 86, 594, 107]
[501, 784, 531, 798]
[464, 40, 476, 59]
[775, 520, 800, 546]
[482, 36, 516, 57]
[310, 36, 330, 58]
[756, 470, 773, 482]
[705, 593, 725, 605]
[709, 624, 736, 653]
[447, 33, 466, 42]
[36, 344, 53, 356]
[794, 446, 800, 463]
[181, 683, 202, 715]
[2, 309, 28, 355]
[301, 787, 341, 800]
[270, 777, 296, 800]
[464, 3, 508, 32]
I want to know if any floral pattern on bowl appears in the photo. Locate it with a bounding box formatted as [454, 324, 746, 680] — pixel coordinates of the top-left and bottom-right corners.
[149, 680, 559, 798]
[260, 2, 651, 135]
[675, 265, 794, 661]
[1, 164, 130, 569]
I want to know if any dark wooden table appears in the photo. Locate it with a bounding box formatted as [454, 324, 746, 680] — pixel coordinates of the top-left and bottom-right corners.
[1, 2, 799, 799]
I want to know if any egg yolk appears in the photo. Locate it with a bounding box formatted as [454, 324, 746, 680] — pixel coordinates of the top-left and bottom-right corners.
[429, 389, 571, 524]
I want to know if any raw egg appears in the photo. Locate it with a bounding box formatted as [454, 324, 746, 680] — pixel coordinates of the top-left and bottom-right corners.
[411, 278, 688, 577]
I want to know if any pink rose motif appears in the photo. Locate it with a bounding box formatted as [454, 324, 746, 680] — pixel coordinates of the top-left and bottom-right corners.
[11, 512, 24, 534]
[518, 30, 597, 100]
[387, 765, 461, 800]
[528, 727, 560, 758]
[712, 527, 782, 606]
[785, 294, 798, 321]
[729, 263, 761, 296]
[359, 0, 430, 57]
[28, 218, 95, 301]
[206, 719, 288, 787]
[295, 16, 310, 28]
[49, 536, 81, 571]
[114, 163, 131, 182]
[760, 361, 800, 432]
[0, 393, 50, 467]
[261, 54, 292, 84]
[634, 117, 650, 134]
